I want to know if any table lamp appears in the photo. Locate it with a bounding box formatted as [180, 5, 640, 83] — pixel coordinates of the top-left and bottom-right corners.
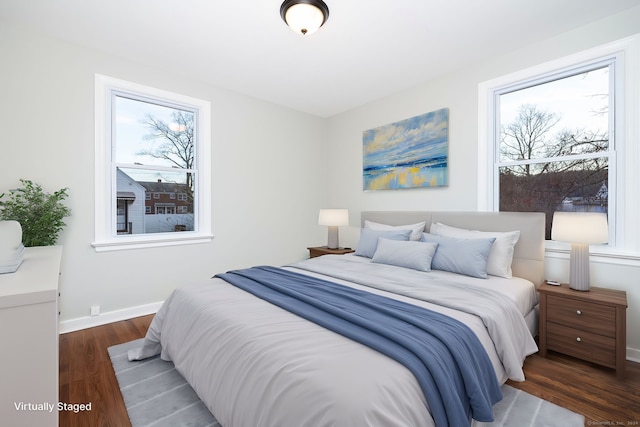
[551, 211, 608, 291]
[318, 209, 349, 249]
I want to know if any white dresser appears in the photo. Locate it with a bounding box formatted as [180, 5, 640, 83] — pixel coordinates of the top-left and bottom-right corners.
[0, 246, 62, 427]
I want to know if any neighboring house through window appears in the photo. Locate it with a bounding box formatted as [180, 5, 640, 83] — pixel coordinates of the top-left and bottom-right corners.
[94, 75, 212, 251]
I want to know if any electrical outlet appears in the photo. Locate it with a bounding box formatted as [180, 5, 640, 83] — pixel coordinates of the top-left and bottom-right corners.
[90, 305, 100, 316]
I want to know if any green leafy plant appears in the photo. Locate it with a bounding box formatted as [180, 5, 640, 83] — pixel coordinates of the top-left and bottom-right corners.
[0, 179, 71, 247]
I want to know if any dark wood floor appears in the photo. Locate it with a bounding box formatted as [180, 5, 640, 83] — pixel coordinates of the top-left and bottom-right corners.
[59, 314, 640, 426]
[59, 315, 153, 427]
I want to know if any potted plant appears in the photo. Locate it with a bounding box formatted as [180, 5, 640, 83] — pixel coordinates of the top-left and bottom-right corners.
[0, 179, 71, 247]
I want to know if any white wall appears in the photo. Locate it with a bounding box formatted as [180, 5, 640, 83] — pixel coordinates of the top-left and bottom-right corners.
[325, 7, 640, 360]
[0, 20, 328, 329]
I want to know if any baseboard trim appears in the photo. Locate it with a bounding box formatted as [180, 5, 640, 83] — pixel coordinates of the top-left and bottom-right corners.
[627, 347, 640, 364]
[59, 301, 163, 334]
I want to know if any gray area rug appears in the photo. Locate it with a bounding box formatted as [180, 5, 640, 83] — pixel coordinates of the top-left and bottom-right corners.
[109, 339, 584, 427]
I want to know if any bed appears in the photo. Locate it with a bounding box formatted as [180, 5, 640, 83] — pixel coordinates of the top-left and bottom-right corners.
[129, 211, 545, 427]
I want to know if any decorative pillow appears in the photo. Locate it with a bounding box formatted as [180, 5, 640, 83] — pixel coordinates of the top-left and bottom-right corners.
[420, 233, 495, 279]
[364, 220, 426, 241]
[355, 228, 412, 258]
[371, 239, 438, 272]
[429, 223, 520, 278]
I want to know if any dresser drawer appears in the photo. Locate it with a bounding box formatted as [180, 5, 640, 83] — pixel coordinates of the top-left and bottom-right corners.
[547, 323, 616, 367]
[546, 295, 616, 337]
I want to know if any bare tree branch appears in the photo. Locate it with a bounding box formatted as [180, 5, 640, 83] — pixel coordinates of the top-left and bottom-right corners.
[499, 104, 609, 238]
[137, 110, 196, 204]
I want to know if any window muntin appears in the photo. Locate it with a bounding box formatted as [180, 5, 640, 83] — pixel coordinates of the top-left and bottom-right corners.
[494, 63, 613, 239]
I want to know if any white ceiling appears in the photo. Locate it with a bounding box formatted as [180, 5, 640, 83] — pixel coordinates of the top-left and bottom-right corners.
[1, 0, 638, 117]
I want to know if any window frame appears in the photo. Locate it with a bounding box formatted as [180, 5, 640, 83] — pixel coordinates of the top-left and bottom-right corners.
[93, 74, 212, 251]
[478, 35, 640, 257]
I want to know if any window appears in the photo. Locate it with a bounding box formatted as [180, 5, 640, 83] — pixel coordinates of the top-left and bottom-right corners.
[479, 35, 640, 254]
[155, 206, 176, 215]
[496, 63, 613, 239]
[94, 75, 212, 251]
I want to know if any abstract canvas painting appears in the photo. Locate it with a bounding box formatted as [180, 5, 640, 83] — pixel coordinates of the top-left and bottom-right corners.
[363, 108, 449, 190]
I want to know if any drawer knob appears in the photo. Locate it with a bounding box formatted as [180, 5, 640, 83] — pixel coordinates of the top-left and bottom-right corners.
[576, 337, 582, 342]
[576, 310, 582, 315]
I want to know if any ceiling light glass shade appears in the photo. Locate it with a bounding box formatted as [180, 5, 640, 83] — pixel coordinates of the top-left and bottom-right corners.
[280, 0, 329, 35]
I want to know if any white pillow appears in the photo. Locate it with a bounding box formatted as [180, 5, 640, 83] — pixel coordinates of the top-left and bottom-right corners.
[364, 220, 426, 241]
[371, 239, 438, 272]
[429, 222, 520, 278]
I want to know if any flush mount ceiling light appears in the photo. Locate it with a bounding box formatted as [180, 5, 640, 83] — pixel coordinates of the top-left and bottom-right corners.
[280, 0, 329, 36]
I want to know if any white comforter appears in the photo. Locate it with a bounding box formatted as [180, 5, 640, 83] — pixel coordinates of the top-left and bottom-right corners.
[129, 255, 538, 427]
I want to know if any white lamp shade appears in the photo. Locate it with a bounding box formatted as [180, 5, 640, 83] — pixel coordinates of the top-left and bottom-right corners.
[551, 212, 608, 244]
[318, 209, 349, 226]
[284, 3, 325, 35]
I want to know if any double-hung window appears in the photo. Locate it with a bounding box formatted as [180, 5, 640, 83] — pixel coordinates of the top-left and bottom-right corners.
[94, 75, 212, 251]
[479, 35, 640, 254]
[495, 61, 614, 240]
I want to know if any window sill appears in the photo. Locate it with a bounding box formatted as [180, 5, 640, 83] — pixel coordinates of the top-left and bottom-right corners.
[545, 241, 640, 267]
[92, 233, 214, 252]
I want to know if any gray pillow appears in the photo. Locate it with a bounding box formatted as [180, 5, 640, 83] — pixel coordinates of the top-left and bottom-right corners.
[371, 239, 438, 271]
[420, 232, 495, 279]
[355, 228, 412, 258]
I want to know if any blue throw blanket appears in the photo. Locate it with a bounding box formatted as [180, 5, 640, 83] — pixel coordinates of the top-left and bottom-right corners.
[215, 266, 502, 427]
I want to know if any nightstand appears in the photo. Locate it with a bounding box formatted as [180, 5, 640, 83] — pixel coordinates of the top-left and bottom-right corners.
[307, 246, 355, 258]
[538, 283, 627, 378]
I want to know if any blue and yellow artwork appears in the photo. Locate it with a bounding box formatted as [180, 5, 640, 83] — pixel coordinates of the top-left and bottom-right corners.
[363, 108, 449, 190]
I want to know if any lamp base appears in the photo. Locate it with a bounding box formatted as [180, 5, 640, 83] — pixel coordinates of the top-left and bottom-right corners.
[569, 243, 590, 291]
[327, 226, 339, 249]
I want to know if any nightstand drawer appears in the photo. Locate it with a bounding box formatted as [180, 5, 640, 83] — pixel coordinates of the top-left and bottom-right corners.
[547, 295, 616, 337]
[547, 323, 616, 367]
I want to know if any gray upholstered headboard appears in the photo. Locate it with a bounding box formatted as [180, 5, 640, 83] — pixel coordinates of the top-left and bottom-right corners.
[361, 211, 546, 286]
